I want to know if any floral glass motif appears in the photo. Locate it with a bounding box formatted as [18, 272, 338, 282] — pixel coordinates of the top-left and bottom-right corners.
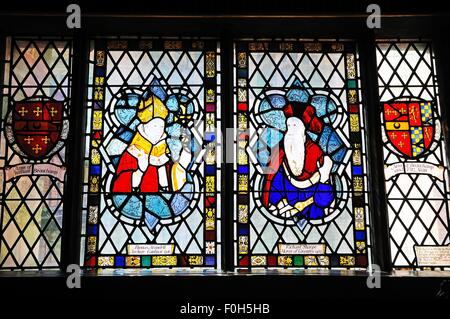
[81, 38, 221, 268]
[0, 38, 72, 269]
[234, 40, 371, 268]
[376, 40, 450, 268]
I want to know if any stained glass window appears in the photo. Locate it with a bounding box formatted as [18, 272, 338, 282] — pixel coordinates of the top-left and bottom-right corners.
[376, 40, 450, 268]
[1, 35, 448, 272]
[233, 40, 371, 268]
[80, 38, 221, 268]
[0, 37, 72, 269]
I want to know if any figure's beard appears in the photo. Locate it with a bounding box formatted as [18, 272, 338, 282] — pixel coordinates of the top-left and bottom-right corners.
[285, 130, 306, 177]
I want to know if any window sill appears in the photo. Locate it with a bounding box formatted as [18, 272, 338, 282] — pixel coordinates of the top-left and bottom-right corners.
[0, 268, 449, 301]
[1, 268, 450, 277]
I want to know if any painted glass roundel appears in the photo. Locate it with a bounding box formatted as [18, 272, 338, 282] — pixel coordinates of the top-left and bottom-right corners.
[103, 79, 202, 229]
[252, 79, 350, 228]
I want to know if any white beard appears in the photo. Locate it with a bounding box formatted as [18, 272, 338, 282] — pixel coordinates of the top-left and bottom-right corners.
[285, 131, 305, 177]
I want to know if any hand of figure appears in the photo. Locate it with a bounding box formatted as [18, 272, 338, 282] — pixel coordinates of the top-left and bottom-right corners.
[319, 156, 333, 183]
[128, 144, 149, 171]
[294, 197, 314, 212]
[137, 153, 149, 171]
[149, 153, 170, 166]
[132, 170, 143, 188]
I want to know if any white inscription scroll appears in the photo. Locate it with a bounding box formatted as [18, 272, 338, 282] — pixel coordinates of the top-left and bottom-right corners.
[415, 245, 450, 267]
[278, 244, 326, 255]
[127, 244, 174, 255]
[385, 162, 445, 181]
[4, 164, 66, 182]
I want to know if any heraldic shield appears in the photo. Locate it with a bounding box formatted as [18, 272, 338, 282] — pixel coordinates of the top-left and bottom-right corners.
[12, 101, 63, 159]
[383, 100, 435, 158]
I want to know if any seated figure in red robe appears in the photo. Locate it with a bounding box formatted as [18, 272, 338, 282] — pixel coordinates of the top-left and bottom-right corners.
[112, 94, 187, 194]
[262, 102, 335, 220]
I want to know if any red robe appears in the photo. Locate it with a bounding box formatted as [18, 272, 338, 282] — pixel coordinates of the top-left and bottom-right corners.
[112, 151, 171, 193]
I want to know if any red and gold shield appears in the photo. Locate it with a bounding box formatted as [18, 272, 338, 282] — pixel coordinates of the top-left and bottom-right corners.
[13, 101, 63, 159]
[383, 101, 435, 158]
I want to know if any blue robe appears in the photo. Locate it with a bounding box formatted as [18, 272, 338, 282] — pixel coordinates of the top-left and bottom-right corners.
[268, 164, 334, 220]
